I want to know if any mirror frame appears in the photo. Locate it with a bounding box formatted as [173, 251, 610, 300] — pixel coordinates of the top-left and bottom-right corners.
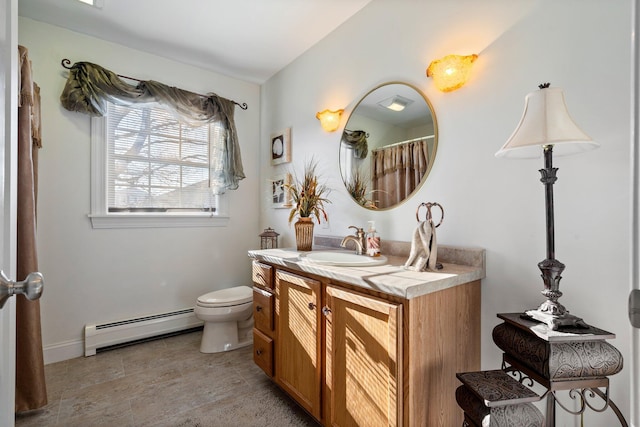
[340, 81, 438, 210]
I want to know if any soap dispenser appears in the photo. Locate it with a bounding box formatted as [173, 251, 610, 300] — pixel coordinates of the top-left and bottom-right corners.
[366, 221, 380, 257]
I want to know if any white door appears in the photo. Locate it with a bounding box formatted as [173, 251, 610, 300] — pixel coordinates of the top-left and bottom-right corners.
[0, 0, 18, 425]
[633, 2, 640, 426]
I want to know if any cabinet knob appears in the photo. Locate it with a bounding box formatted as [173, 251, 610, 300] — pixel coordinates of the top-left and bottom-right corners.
[256, 349, 263, 356]
[322, 306, 331, 316]
[308, 302, 316, 310]
[256, 305, 263, 312]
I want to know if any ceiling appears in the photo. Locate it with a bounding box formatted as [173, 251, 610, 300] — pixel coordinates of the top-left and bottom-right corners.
[18, 0, 373, 84]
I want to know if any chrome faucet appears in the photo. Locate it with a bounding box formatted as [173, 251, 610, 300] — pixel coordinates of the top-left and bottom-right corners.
[340, 226, 366, 255]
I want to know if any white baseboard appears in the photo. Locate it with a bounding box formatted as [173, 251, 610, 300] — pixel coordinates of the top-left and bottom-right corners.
[43, 339, 84, 365]
[44, 312, 204, 364]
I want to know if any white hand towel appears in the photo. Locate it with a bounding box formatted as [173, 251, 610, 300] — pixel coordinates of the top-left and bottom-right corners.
[404, 220, 437, 271]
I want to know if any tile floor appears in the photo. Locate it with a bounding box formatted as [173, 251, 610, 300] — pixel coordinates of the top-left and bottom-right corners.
[15, 330, 320, 427]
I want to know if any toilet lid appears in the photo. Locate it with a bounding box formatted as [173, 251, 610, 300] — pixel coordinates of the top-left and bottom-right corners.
[197, 286, 252, 308]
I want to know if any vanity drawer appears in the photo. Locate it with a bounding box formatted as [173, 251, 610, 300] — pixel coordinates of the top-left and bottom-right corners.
[253, 287, 274, 335]
[252, 261, 273, 290]
[253, 329, 274, 377]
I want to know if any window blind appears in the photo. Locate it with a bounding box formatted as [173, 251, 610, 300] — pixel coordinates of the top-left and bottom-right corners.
[106, 103, 222, 212]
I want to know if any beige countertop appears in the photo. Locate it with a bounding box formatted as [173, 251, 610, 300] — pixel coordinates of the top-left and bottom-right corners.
[248, 238, 485, 299]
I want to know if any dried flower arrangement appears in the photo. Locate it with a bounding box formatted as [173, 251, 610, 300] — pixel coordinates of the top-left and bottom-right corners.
[285, 158, 331, 224]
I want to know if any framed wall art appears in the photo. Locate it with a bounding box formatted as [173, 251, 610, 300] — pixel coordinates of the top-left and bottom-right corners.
[271, 127, 292, 166]
[271, 173, 292, 209]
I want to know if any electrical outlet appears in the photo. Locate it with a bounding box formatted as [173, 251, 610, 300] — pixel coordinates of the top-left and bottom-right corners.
[320, 217, 330, 230]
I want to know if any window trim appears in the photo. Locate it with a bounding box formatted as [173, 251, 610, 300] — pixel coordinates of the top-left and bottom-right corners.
[89, 115, 229, 229]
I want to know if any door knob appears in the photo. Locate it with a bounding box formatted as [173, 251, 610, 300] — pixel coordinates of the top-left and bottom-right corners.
[0, 270, 44, 309]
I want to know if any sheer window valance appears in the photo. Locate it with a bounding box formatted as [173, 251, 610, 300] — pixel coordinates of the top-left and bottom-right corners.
[59, 60, 245, 193]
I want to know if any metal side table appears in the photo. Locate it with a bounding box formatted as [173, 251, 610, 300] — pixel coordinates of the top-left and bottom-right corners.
[490, 313, 627, 427]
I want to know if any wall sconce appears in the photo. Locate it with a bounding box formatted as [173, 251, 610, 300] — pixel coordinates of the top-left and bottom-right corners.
[316, 109, 344, 132]
[426, 54, 478, 92]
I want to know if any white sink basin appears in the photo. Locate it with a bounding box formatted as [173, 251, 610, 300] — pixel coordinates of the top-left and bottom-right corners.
[299, 251, 388, 267]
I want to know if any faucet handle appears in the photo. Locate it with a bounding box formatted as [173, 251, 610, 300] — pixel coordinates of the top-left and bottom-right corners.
[348, 225, 363, 235]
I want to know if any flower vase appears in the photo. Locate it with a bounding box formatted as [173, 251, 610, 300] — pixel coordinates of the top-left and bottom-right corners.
[294, 217, 314, 251]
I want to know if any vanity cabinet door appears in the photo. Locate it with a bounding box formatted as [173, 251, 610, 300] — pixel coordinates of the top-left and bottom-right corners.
[275, 270, 322, 420]
[325, 285, 403, 427]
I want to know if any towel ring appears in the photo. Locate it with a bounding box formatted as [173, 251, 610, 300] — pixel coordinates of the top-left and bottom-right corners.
[416, 202, 444, 228]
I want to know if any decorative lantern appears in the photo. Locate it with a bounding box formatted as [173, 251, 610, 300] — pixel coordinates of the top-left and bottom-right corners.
[259, 227, 279, 249]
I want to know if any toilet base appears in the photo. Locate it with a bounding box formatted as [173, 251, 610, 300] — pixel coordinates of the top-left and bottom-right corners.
[199, 319, 253, 354]
[200, 337, 252, 353]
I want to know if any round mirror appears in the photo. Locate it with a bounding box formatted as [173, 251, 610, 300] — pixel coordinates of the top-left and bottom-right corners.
[340, 82, 437, 210]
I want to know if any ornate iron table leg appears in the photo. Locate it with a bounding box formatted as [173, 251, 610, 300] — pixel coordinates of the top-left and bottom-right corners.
[546, 392, 556, 427]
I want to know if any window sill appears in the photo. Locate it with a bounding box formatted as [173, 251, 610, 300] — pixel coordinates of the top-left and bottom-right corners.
[88, 213, 230, 229]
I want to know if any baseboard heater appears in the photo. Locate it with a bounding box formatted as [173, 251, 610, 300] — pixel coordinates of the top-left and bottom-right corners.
[84, 308, 203, 356]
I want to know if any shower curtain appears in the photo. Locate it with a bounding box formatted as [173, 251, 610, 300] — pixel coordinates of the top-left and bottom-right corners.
[372, 139, 431, 209]
[16, 45, 46, 412]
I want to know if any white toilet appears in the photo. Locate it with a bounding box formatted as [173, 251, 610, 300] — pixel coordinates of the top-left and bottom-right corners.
[195, 285, 253, 353]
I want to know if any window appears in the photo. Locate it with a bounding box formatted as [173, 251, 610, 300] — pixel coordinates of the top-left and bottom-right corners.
[89, 102, 229, 229]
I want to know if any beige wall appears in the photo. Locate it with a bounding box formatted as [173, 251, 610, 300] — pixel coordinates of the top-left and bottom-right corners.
[18, 17, 261, 362]
[261, 0, 632, 422]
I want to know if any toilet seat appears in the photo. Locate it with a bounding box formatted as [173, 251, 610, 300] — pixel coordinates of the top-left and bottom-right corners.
[197, 286, 252, 308]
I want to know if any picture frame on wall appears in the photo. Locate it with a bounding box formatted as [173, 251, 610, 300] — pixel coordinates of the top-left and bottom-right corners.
[271, 173, 292, 208]
[271, 127, 292, 166]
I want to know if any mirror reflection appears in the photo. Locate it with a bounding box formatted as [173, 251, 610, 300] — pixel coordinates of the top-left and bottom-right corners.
[340, 82, 437, 210]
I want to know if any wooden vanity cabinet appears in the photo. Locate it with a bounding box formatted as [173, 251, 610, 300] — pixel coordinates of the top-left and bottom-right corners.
[250, 260, 481, 427]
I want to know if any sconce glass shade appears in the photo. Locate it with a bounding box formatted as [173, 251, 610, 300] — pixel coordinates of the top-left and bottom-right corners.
[316, 109, 344, 132]
[426, 54, 477, 92]
[495, 86, 598, 158]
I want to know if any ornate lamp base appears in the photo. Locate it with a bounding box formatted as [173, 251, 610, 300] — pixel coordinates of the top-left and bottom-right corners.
[524, 308, 588, 330]
[534, 252, 588, 330]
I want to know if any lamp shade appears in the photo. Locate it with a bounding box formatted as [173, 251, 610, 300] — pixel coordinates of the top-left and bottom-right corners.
[316, 109, 344, 132]
[426, 54, 477, 92]
[495, 86, 598, 158]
